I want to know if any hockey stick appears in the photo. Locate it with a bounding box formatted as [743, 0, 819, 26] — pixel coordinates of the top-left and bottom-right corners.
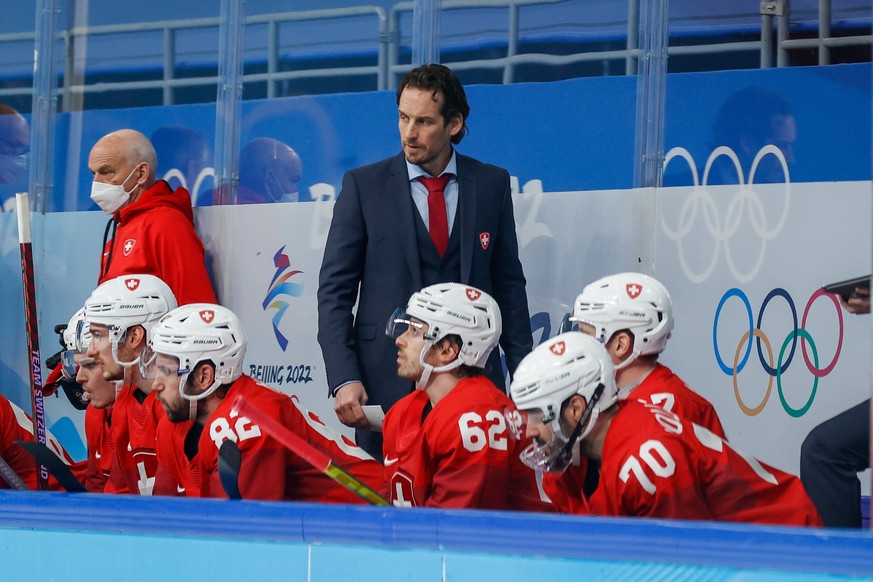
[0, 456, 28, 490]
[16, 441, 87, 493]
[15, 193, 49, 490]
[231, 395, 389, 506]
[218, 439, 242, 500]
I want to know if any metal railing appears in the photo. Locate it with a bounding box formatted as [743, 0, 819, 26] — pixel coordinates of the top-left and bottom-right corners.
[0, 0, 869, 111]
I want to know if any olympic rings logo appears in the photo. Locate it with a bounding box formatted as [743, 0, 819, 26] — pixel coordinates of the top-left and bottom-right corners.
[661, 145, 791, 284]
[712, 287, 844, 418]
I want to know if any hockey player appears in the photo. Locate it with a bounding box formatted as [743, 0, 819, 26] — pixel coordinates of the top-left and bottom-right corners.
[84, 274, 177, 495]
[383, 283, 549, 510]
[148, 303, 385, 502]
[563, 273, 725, 435]
[59, 308, 123, 492]
[510, 332, 821, 526]
[549, 273, 727, 512]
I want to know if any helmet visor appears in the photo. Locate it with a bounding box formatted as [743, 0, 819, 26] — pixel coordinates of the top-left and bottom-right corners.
[559, 313, 578, 334]
[60, 350, 81, 380]
[385, 307, 428, 339]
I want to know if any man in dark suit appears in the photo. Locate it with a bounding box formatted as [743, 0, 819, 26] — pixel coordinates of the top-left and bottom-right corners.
[317, 63, 532, 459]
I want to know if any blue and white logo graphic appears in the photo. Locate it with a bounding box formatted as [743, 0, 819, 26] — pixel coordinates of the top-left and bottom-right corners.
[262, 246, 304, 351]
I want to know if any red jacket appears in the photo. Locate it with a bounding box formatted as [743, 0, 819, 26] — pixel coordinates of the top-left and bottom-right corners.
[99, 180, 216, 305]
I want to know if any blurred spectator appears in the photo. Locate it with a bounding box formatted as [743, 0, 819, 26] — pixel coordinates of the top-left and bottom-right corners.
[0, 104, 30, 212]
[709, 86, 796, 184]
[662, 86, 796, 187]
[238, 137, 303, 204]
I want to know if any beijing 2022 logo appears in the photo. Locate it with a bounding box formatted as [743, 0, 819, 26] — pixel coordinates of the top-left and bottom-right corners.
[262, 245, 304, 351]
[712, 287, 843, 418]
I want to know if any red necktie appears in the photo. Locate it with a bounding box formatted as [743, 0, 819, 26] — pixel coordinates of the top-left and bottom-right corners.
[418, 174, 452, 257]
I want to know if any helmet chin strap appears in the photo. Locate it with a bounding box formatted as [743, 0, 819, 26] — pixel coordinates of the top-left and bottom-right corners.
[179, 369, 222, 402]
[111, 338, 141, 370]
[613, 347, 641, 371]
[415, 339, 461, 390]
[554, 383, 606, 467]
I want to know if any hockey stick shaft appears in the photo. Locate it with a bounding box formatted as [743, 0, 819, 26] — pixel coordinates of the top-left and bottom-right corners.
[15, 193, 49, 490]
[0, 455, 28, 490]
[231, 395, 389, 506]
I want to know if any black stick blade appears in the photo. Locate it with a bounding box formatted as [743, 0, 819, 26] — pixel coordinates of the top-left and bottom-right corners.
[217, 439, 242, 500]
[16, 441, 86, 493]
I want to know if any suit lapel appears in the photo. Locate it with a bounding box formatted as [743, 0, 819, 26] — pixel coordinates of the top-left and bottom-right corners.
[389, 153, 423, 290]
[457, 155, 476, 283]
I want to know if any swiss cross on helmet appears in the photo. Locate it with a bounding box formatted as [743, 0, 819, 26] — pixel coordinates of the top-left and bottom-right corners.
[509, 332, 618, 473]
[84, 274, 178, 368]
[386, 282, 502, 389]
[567, 272, 673, 369]
[149, 303, 248, 402]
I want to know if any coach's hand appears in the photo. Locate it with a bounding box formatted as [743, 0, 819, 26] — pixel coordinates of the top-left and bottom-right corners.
[334, 381, 371, 429]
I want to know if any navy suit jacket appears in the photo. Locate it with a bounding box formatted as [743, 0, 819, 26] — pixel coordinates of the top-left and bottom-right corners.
[317, 151, 532, 414]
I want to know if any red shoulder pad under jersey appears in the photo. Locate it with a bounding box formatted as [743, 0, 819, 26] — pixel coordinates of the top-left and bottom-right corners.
[628, 364, 727, 439]
[110, 387, 163, 495]
[594, 401, 821, 526]
[154, 417, 200, 497]
[197, 375, 384, 502]
[383, 376, 549, 511]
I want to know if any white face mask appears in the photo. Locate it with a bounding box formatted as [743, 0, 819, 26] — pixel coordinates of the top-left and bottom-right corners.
[90, 163, 142, 214]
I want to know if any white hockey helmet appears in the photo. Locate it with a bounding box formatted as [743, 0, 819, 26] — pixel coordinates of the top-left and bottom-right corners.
[60, 307, 92, 379]
[386, 283, 502, 388]
[84, 274, 178, 368]
[509, 332, 618, 473]
[564, 272, 673, 369]
[149, 303, 248, 401]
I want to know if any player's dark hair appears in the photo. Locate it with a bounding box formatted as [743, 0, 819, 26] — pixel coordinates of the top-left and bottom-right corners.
[190, 360, 234, 398]
[396, 63, 470, 144]
[437, 334, 485, 378]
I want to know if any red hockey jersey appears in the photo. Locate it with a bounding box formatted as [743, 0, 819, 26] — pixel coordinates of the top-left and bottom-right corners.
[154, 417, 200, 497]
[110, 386, 163, 495]
[382, 376, 550, 511]
[196, 375, 385, 502]
[0, 394, 77, 490]
[542, 363, 726, 514]
[589, 400, 821, 526]
[627, 364, 726, 438]
[81, 404, 126, 493]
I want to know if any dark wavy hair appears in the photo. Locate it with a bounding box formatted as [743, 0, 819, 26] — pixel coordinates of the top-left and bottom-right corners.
[396, 63, 470, 144]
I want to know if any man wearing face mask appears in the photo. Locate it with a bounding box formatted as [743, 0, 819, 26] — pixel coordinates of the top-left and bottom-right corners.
[88, 129, 216, 305]
[237, 137, 303, 204]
